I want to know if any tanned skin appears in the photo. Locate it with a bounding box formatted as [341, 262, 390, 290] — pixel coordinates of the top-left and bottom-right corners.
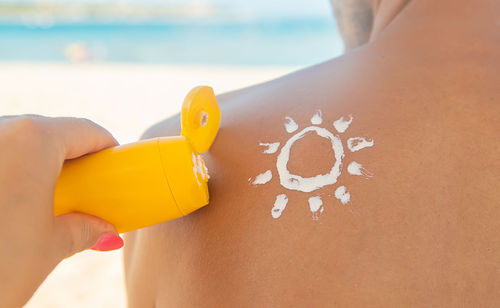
[124, 0, 500, 306]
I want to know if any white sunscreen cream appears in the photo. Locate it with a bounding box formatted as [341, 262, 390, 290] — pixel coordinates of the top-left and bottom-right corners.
[271, 194, 288, 219]
[252, 170, 272, 185]
[252, 111, 374, 219]
[347, 161, 373, 178]
[276, 126, 344, 192]
[192, 153, 209, 185]
[308, 196, 323, 212]
[308, 196, 324, 220]
[347, 137, 374, 152]
[259, 142, 280, 154]
[334, 186, 350, 205]
[284, 116, 298, 133]
[310, 110, 323, 125]
[333, 115, 353, 133]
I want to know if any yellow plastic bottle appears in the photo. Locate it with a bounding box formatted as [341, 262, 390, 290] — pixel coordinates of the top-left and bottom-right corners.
[53, 86, 221, 233]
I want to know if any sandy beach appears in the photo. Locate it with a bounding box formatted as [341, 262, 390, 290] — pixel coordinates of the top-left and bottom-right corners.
[0, 62, 295, 144]
[0, 62, 295, 308]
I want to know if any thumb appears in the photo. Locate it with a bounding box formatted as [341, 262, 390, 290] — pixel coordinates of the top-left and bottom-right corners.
[53, 213, 123, 258]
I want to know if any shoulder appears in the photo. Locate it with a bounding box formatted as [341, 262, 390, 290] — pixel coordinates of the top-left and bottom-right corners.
[125, 40, 500, 306]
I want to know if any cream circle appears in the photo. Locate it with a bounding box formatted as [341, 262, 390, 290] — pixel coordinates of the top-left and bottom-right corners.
[276, 126, 344, 193]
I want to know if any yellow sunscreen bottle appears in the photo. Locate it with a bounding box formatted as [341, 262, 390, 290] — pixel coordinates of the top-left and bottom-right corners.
[53, 86, 220, 233]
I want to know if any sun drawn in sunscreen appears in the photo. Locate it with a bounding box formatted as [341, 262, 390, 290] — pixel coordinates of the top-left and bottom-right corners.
[250, 110, 374, 219]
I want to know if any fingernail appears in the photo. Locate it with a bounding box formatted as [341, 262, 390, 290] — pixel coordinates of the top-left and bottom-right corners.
[91, 233, 124, 251]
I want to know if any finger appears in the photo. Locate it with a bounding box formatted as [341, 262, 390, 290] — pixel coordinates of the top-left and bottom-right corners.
[42, 117, 118, 160]
[53, 213, 123, 258]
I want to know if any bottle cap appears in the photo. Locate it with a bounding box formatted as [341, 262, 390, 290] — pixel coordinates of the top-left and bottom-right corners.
[181, 86, 221, 153]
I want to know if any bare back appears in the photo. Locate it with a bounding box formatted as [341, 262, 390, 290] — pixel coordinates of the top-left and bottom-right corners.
[124, 1, 500, 306]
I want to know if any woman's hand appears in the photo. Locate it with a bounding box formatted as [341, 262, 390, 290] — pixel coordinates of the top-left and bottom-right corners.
[0, 115, 123, 307]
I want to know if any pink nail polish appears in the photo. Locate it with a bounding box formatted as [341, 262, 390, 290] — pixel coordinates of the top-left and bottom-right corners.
[91, 233, 124, 251]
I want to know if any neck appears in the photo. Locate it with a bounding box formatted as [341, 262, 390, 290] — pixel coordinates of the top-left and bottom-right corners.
[370, 0, 499, 51]
[369, 0, 411, 41]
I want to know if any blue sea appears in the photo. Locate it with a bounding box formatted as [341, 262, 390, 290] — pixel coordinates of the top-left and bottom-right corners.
[0, 18, 344, 66]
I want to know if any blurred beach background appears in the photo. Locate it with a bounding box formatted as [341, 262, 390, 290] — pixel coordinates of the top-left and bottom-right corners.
[0, 0, 343, 307]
